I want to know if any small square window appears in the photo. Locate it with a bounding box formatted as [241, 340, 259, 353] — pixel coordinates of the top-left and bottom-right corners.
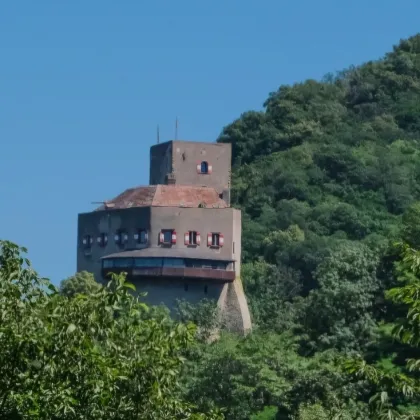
[161, 229, 175, 244]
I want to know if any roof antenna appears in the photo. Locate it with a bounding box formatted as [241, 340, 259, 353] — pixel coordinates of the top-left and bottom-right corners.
[175, 117, 178, 140]
[157, 124, 160, 144]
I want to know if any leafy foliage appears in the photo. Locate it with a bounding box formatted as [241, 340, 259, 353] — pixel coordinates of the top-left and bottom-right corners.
[182, 332, 368, 420]
[59, 270, 102, 298]
[344, 243, 420, 419]
[0, 240, 221, 419]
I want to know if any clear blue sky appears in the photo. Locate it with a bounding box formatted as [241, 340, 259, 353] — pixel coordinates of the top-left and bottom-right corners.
[0, 0, 419, 284]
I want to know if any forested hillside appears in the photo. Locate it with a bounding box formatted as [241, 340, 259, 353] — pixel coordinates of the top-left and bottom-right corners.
[182, 33, 420, 418]
[216, 34, 420, 337]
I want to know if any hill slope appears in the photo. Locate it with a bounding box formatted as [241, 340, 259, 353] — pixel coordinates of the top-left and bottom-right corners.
[179, 34, 420, 420]
[218, 35, 420, 288]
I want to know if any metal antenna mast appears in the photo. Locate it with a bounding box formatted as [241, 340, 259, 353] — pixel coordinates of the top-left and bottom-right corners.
[175, 117, 178, 140]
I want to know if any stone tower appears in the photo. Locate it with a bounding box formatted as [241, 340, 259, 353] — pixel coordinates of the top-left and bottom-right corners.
[77, 140, 251, 334]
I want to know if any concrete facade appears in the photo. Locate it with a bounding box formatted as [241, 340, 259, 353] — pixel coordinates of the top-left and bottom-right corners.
[77, 207, 240, 281]
[77, 140, 251, 334]
[150, 140, 232, 193]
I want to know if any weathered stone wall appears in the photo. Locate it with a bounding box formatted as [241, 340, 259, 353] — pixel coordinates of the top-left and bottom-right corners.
[77, 207, 151, 281]
[171, 141, 232, 193]
[217, 277, 252, 334]
[149, 142, 173, 185]
[149, 140, 232, 194]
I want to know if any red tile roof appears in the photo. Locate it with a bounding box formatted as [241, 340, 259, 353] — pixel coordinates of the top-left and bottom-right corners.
[96, 185, 227, 210]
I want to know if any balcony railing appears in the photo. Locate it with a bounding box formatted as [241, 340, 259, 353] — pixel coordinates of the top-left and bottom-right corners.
[102, 266, 235, 282]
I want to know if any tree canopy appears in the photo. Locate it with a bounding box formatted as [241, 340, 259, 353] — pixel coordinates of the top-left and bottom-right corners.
[59, 270, 102, 298]
[0, 240, 221, 419]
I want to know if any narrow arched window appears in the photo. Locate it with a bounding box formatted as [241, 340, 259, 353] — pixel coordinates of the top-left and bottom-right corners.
[201, 161, 208, 174]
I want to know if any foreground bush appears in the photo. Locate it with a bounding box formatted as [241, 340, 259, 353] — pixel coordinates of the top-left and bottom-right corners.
[0, 240, 221, 419]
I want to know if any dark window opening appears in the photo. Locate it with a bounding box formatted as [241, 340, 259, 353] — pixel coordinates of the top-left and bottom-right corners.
[135, 229, 148, 244]
[82, 235, 92, 248]
[189, 231, 197, 245]
[113, 258, 132, 268]
[163, 258, 184, 267]
[115, 231, 128, 246]
[103, 259, 113, 268]
[200, 161, 208, 174]
[97, 233, 108, 247]
[161, 229, 174, 244]
[185, 259, 228, 270]
[134, 258, 163, 267]
[204, 285, 208, 294]
[212, 233, 220, 247]
[103, 257, 229, 270]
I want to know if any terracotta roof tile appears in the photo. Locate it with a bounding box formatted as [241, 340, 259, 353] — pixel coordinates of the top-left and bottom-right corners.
[96, 185, 227, 211]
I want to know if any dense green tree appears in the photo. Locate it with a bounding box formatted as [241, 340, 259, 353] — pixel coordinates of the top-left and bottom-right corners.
[301, 241, 381, 352]
[241, 260, 301, 332]
[182, 332, 368, 420]
[345, 243, 420, 419]
[0, 240, 220, 419]
[59, 270, 102, 298]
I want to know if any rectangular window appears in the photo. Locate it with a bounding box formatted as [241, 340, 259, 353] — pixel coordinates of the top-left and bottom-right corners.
[189, 231, 197, 245]
[103, 259, 114, 268]
[113, 258, 133, 268]
[82, 235, 92, 248]
[184, 259, 228, 270]
[134, 258, 163, 267]
[161, 230, 173, 244]
[97, 233, 108, 248]
[135, 229, 148, 244]
[115, 231, 128, 246]
[163, 258, 185, 267]
[212, 233, 220, 247]
[207, 233, 224, 247]
[185, 231, 200, 246]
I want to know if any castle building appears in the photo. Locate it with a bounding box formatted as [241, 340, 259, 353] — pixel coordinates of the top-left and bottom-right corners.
[77, 140, 251, 334]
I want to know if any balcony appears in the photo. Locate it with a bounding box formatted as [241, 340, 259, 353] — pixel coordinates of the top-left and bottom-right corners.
[103, 266, 235, 282]
[101, 256, 235, 283]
